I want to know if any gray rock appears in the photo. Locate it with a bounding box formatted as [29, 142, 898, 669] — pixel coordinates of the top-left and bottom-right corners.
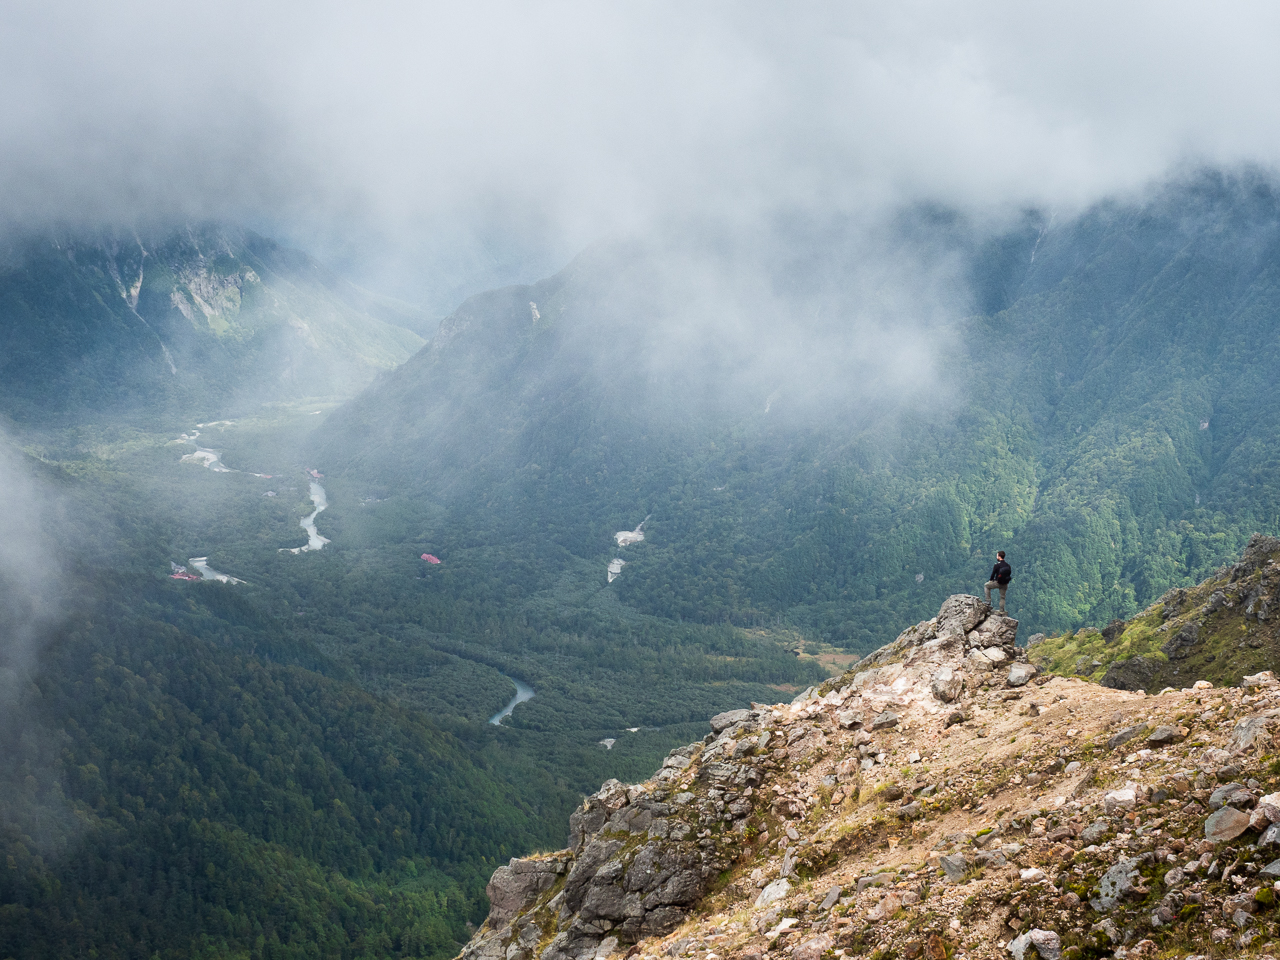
[982, 646, 1009, 663]
[871, 711, 900, 731]
[1007, 663, 1038, 687]
[1260, 859, 1280, 879]
[1231, 714, 1278, 752]
[1106, 723, 1150, 752]
[931, 666, 963, 703]
[710, 709, 752, 733]
[944, 708, 967, 727]
[1204, 806, 1251, 843]
[818, 885, 843, 911]
[835, 709, 863, 730]
[754, 878, 791, 908]
[1259, 823, 1280, 848]
[939, 853, 970, 882]
[1091, 858, 1144, 912]
[1079, 820, 1111, 845]
[1101, 656, 1158, 692]
[1209, 782, 1245, 810]
[1161, 622, 1201, 660]
[792, 934, 835, 960]
[1026, 633, 1046, 647]
[937, 594, 990, 636]
[1008, 929, 1061, 960]
[1146, 725, 1186, 746]
[856, 872, 895, 892]
[486, 857, 568, 926]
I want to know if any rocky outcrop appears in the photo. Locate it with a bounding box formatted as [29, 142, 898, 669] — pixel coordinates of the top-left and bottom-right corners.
[459, 593, 1280, 960]
[1100, 654, 1159, 691]
[460, 596, 1029, 960]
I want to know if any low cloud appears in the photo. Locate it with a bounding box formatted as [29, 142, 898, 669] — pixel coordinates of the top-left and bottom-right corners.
[3, 2, 1280, 308]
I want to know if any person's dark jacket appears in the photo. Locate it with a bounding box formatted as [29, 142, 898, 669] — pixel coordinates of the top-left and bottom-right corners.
[990, 560, 1012, 585]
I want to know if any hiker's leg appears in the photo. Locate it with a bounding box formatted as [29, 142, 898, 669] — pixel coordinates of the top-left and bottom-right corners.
[998, 586, 1007, 612]
[984, 580, 998, 603]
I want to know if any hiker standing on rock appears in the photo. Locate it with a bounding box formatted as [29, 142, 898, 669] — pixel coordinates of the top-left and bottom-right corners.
[985, 551, 1012, 613]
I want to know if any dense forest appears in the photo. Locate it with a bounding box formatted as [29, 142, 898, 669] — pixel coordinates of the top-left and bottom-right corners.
[3, 171, 1280, 957]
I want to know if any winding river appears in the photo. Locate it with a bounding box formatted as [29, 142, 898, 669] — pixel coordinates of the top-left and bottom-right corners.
[281, 482, 331, 554]
[489, 675, 535, 725]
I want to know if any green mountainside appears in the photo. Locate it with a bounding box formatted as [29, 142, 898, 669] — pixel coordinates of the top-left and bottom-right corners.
[317, 171, 1280, 647]
[1029, 533, 1280, 692]
[0, 224, 424, 423]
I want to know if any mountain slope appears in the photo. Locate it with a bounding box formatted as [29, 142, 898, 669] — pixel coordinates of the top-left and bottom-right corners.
[0, 224, 423, 421]
[460, 593, 1280, 960]
[1029, 534, 1280, 693]
[315, 172, 1280, 646]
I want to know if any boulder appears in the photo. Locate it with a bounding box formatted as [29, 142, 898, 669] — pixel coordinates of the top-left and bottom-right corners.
[1007, 663, 1038, 687]
[931, 666, 964, 702]
[1091, 858, 1145, 911]
[871, 711, 900, 731]
[1205, 806, 1252, 843]
[1008, 929, 1062, 960]
[1106, 724, 1150, 752]
[937, 595, 990, 636]
[710, 709, 752, 733]
[982, 646, 1009, 663]
[1146, 725, 1187, 746]
[755, 878, 791, 909]
[793, 934, 834, 960]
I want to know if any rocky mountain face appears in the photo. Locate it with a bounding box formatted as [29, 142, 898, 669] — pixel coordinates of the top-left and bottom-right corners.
[460, 594, 1280, 960]
[1031, 535, 1280, 694]
[0, 224, 423, 421]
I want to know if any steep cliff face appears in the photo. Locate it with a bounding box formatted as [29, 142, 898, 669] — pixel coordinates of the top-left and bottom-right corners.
[461, 594, 1280, 960]
[0, 224, 423, 420]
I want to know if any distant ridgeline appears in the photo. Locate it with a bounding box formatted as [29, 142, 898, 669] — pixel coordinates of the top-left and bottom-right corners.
[317, 171, 1280, 645]
[0, 223, 424, 421]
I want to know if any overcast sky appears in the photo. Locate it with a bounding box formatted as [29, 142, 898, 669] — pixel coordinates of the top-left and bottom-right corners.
[4, 1, 1280, 306]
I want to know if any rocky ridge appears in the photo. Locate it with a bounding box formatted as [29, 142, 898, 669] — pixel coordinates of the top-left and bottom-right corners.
[460, 594, 1280, 960]
[1032, 534, 1280, 694]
